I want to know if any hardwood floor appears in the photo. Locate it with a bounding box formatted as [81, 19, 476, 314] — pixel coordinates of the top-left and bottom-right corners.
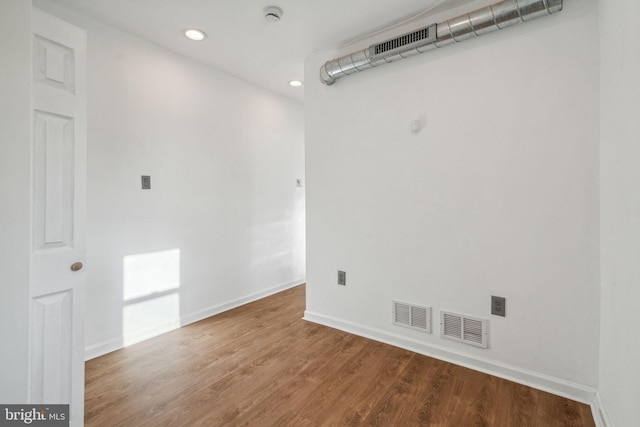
[85, 285, 595, 426]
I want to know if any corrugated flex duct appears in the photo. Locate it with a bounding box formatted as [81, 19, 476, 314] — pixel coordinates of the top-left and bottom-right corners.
[319, 0, 563, 85]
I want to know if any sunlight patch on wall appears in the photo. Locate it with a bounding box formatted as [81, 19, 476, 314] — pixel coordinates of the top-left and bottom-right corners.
[122, 249, 181, 347]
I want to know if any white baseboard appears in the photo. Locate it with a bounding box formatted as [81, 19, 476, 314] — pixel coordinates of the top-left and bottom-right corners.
[179, 278, 305, 327]
[303, 310, 597, 406]
[592, 392, 612, 427]
[85, 337, 123, 361]
[85, 278, 305, 361]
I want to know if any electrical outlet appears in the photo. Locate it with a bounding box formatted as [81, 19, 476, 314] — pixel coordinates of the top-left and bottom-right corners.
[337, 270, 346, 286]
[491, 296, 506, 317]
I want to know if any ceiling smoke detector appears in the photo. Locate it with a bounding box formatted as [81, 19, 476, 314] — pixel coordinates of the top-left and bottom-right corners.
[264, 6, 283, 23]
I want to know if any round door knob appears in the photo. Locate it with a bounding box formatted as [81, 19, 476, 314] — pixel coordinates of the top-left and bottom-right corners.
[70, 262, 83, 272]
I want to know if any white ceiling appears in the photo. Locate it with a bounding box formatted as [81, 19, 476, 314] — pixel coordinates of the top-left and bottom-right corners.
[36, 0, 479, 103]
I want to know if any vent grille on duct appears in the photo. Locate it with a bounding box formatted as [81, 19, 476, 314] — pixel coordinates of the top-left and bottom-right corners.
[371, 25, 436, 58]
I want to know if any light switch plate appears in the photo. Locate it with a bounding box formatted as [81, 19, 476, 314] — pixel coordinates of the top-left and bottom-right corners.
[338, 270, 346, 286]
[141, 175, 151, 189]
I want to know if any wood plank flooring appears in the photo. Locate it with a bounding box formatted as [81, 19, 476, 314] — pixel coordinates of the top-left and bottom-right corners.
[85, 285, 595, 426]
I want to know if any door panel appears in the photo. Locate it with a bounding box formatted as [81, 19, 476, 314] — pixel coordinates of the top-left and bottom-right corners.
[33, 110, 75, 250]
[30, 291, 73, 404]
[30, 9, 86, 427]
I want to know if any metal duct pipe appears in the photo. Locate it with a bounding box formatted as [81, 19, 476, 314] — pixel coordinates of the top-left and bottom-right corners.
[319, 0, 563, 85]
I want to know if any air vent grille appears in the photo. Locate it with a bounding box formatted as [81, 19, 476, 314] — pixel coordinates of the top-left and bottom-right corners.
[463, 318, 484, 344]
[394, 303, 410, 325]
[440, 310, 488, 348]
[393, 301, 431, 333]
[443, 313, 462, 339]
[370, 25, 437, 58]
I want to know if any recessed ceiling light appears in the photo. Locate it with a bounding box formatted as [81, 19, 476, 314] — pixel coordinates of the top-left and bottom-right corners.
[289, 80, 303, 87]
[184, 29, 207, 41]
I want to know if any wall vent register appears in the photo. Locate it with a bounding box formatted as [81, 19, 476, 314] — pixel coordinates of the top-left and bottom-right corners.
[393, 301, 432, 333]
[440, 310, 488, 348]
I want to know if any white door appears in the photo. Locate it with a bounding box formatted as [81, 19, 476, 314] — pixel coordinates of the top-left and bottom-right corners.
[30, 9, 86, 426]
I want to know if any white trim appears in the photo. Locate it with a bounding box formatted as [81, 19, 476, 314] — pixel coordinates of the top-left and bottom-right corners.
[303, 310, 597, 405]
[179, 278, 305, 327]
[591, 392, 612, 427]
[84, 337, 123, 361]
[85, 279, 305, 360]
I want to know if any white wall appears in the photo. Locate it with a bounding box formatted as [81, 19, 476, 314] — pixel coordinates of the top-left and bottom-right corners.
[34, 3, 305, 357]
[0, 0, 32, 403]
[305, 0, 599, 398]
[599, 0, 640, 425]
